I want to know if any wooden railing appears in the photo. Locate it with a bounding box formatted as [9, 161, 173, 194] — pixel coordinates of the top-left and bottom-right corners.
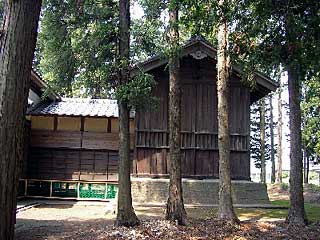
[136, 129, 168, 148]
[136, 130, 248, 151]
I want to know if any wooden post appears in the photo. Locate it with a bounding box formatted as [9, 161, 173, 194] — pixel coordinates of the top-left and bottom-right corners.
[24, 180, 28, 197]
[77, 182, 80, 199]
[107, 118, 111, 133]
[54, 115, 58, 131]
[49, 181, 53, 198]
[105, 183, 108, 199]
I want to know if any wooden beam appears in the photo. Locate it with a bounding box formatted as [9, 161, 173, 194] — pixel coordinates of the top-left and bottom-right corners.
[53, 115, 58, 131]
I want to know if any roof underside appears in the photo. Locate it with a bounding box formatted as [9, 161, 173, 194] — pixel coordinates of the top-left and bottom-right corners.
[28, 98, 134, 118]
[30, 70, 60, 101]
[134, 36, 278, 103]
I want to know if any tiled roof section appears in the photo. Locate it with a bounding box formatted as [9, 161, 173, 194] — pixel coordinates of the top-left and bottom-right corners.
[28, 98, 134, 118]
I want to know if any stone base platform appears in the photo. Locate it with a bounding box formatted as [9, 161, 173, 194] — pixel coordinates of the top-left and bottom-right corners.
[131, 178, 269, 205]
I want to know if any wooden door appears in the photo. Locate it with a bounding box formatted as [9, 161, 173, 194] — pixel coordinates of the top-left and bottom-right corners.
[181, 82, 219, 177]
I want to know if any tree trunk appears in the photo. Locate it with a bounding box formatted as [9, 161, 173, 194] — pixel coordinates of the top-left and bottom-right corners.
[165, 1, 187, 226]
[115, 0, 139, 227]
[303, 149, 308, 184]
[306, 154, 309, 184]
[216, 0, 239, 224]
[276, 87, 283, 183]
[286, 64, 307, 225]
[260, 98, 266, 183]
[302, 110, 309, 184]
[0, 1, 41, 239]
[269, 95, 276, 183]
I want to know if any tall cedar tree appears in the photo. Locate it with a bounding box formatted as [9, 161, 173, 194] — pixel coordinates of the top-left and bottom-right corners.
[36, 0, 118, 98]
[234, 0, 319, 224]
[250, 103, 261, 167]
[216, 0, 239, 223]
[302, 109, 309, 184]
[287, 62, 306, 225]
[277, 87, 283, 183]
[301, 78, 320, 183]
[116, 0, 139, 227]
[285, 15, 306, 226]
[165, 0, 187, 225]
[37, 0, 75, 96]
[0, 2, 3, 25]
[0, 1, 41, 239]
[250, 97, 272, 174]
[269, 94, 276, 183]
[259, 98, 266, 183]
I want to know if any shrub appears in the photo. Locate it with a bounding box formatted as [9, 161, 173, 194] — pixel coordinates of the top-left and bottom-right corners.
[282, 171, 289, 179]
[307, 183, 320, 193]
[280, 183, 289, 191]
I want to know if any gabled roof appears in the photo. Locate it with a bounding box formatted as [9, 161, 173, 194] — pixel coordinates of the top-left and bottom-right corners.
[133, 36, 278, 103]
[27, 98, 134, 118]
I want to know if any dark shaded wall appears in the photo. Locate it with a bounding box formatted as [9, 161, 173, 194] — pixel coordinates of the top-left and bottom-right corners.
[134, 56, 250, 180]
[25, 116, 134, 182]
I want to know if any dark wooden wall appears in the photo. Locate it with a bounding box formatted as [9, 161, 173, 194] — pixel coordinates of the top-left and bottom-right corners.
[26, 117, 134, 182]
[21, 121, 31, 179]
[27, 148, 129, 181]
[134, 56, 251, 180]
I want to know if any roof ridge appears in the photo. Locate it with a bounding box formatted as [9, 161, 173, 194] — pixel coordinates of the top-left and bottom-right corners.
[186, 35, 214, 47]
[61, 97, 117, 101]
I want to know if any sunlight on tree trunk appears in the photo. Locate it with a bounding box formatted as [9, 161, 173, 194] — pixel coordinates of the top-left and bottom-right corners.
[165, 0, 187, 226]
[216, 0, 239, 224]
[276, 87, 283, 183]
[285, 11, 307, 225]
[260, 98, 266, 184]
[269, 95, 276, 184]
[116, 0, 139, 227]
[286, 64, 306, 225]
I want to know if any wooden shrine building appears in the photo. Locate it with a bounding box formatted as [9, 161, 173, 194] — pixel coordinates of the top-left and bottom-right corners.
[132, 36, 277, 181]
[21, 37, 277, 203]
[22, 71, 133, 199]
[22, 97, 133, 200]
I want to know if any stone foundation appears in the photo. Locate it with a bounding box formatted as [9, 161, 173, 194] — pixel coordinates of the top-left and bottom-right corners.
[131, 178, 269, 205]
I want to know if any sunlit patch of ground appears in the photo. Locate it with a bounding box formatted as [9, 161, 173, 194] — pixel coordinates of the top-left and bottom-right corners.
[15, 202, 320, 240]
[15, 184, 320, 240]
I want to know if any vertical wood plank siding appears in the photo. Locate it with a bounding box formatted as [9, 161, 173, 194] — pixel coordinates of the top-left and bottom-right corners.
[27, 117, 135, 181]
[134, 56, 251, 179]
[27, 148, 132, 181]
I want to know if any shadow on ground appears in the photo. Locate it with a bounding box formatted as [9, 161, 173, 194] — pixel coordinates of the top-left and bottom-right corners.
[15, 204, 320, 240]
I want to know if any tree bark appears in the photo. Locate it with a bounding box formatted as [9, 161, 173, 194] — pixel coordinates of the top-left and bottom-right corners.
[276, 87, 283, 183]
[165, 1, 187, 225]
[0, 1, 41, 239]
[302, 110, 309, 184]
[306, 154, 309, 184]
[260, 98, 266, 183]
[286, 63, 307, 225]
[269, 95, 276, 183]
[303, 148, 307, 184]
[115, 0, 139, 227]
[216, 0, 239, 224]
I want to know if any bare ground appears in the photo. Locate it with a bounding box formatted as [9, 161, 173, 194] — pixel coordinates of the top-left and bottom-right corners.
[15, 203, 320, 240]
[268, 183, 320, 203]
[14, 184, 320, 240]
